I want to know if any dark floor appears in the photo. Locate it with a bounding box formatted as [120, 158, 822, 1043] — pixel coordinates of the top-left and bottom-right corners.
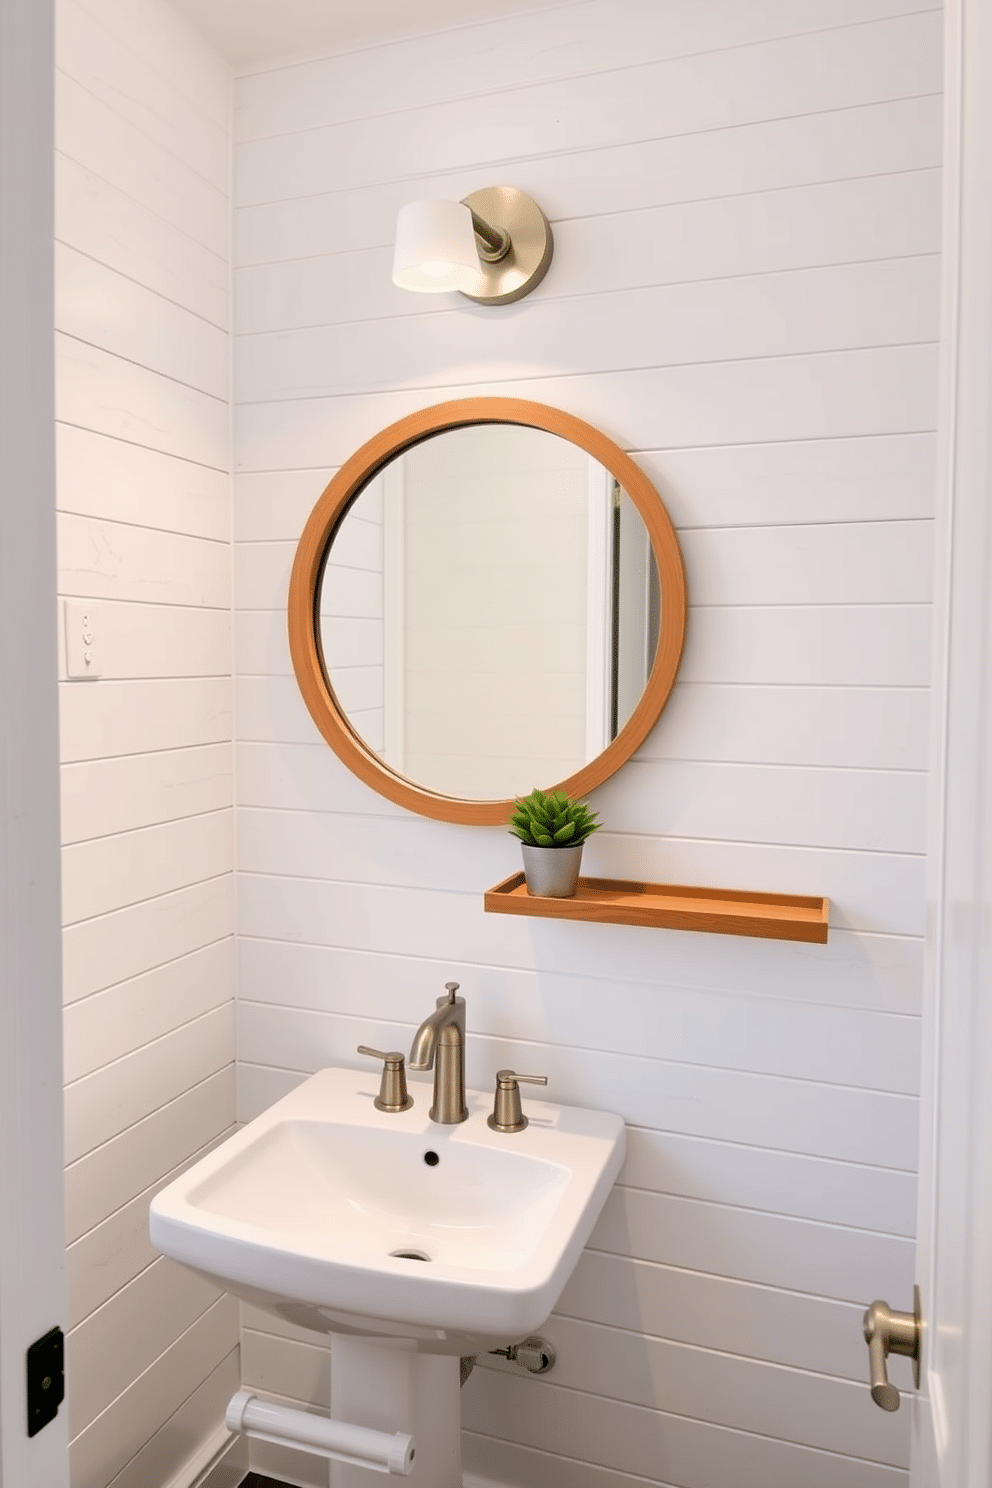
[239, 1475, 295, 1488]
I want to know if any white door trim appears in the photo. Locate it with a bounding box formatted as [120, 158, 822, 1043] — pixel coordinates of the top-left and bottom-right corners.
[912, 0, 992, 1481]
[0, 0, 68, 1481]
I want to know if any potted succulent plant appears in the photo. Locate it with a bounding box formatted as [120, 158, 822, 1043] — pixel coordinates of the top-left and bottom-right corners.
[508, 787, 601, 898]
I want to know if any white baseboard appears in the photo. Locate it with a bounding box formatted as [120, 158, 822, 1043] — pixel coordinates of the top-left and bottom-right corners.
[163, 1427, 248, 1488]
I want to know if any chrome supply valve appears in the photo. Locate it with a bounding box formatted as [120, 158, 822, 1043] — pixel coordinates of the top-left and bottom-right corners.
[863, 1287, 921, 1411]
[357, 1045, 413, 1112]
[487, 1069, 548, 1132]
[489, 1335, 556, 1375]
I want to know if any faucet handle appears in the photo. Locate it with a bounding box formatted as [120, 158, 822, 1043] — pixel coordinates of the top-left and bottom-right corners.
[487, 1069, 548, 1133]
[357, 1046, 414, 1113]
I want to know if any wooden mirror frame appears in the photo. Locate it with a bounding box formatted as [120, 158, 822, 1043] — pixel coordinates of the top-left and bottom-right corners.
[288, 398, 687, 826]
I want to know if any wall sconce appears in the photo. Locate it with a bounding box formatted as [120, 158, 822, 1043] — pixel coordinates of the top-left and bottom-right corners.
[392, 186, 553, 306]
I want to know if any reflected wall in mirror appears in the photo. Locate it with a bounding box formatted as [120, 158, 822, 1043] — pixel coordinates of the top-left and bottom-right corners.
[289, 400, 687, 826]
[318, 424, 660, 801]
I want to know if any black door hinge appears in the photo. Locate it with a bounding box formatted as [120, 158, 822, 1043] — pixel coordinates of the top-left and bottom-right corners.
[27, 1326, 64, 1437]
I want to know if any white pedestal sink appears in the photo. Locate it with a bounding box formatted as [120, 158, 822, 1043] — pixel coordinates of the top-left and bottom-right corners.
[150, 1066, 625, 1484]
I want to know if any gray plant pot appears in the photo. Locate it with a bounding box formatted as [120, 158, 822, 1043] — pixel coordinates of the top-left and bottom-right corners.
[521, 843, 584, 898]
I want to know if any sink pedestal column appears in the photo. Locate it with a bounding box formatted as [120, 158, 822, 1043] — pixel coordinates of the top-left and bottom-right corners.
[329, 1336, 462, 1488]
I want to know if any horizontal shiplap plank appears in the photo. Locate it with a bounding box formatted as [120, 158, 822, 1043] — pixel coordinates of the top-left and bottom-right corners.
[590, 1185, 913, 1305]
[68, 1301, 238, 1488]
[59, 678, 232, 763]
[592, 757, 926, 854]
[57, 336, 228, 469]
[461, 1369, 906, 1488]
[241, 1327, 329, 1407]
[56, 71, 228, 254]
[101, 1348, 241, 1488]
[618, 1126, 916, 1237]
[59, 0, 229, 190]
[59, 513, 230, 608]
[66, 1119, 233, 1328]
[56, 243, 228, 398]
[64, 1002, 235, 1163]
[235, 13, 941, 205]
[71, 0, 230, 130]
[236, 609, 296, 681]
[680, 520, 932, 607]
[57, 423, 229, 539]
[235, 93, 942, 267]
[234, 0, 934, 139]
[681, 603, 932, 688]
[464, 1432, 875, 1488]
[61, 743, 233, 843]
[56, 154, 228, 330]
[236, 1002, 917, 1168]
[62, 874, 234, 1004]
[237, 257, 939, 404]
[555, 1250, 898, 1379]
[62, 810, 232, 924]
[57, 422, 229, 538]
[241, 1303, 329, 1349]
[59, 675, 231, 764]
[237, 1063, 305, 1123]
[67, 1253, 224, 1435]
[64, 938, 234, 1082]
[65, 1067, 235, 1244]
[235, 538, 293, 611]
[235, 468, 330, 543]
[648, 433, 936, 529]
[234, 345, 939, 472]
[641, 683, 929, 770]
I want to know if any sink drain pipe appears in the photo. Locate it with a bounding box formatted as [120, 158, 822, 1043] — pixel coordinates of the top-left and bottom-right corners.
[225, 1390, 415, 1475]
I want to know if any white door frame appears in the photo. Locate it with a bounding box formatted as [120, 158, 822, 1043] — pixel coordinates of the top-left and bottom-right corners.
[911, 0, 992, 1481]
[0, 0, 69, 1481]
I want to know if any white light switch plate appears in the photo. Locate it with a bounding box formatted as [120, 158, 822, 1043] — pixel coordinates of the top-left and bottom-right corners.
[64, 600, 103, 679]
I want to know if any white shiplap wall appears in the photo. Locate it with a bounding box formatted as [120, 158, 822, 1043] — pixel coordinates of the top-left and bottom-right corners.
[232, 2, 940, 1484]
[55, 2, 239, 1484]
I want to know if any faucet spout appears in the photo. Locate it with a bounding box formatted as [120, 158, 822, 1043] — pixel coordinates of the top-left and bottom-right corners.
[409, 982, 468, 1124]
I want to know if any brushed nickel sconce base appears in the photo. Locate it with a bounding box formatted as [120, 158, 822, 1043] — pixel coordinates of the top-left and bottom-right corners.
[459, 186, 553, 305]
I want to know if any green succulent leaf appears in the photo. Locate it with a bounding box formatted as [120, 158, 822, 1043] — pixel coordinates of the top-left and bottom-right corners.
[507, 787, 602, 849]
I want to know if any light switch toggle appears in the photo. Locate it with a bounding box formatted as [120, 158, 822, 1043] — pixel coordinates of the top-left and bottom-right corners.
[64, 600, 103, 679]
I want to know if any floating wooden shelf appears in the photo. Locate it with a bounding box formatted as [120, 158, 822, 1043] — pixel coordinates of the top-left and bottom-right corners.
[484, 873, 829, 943]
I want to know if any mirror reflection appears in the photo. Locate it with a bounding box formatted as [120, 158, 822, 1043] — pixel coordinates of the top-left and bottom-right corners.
[317, 425, 661, 802]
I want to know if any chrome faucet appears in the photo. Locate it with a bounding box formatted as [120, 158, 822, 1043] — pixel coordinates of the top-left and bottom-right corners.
[409, 981, 468, 1124]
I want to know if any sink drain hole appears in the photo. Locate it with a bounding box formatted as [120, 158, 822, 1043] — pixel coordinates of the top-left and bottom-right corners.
[390, 1248, 431, 1262]
[423, 1150, 440, 1167]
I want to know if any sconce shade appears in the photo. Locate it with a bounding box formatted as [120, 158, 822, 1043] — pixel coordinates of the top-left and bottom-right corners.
[392, 199, 482, 294]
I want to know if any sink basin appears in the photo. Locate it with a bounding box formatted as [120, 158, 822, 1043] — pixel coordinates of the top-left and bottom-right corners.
[150, 1065, 625, 1355]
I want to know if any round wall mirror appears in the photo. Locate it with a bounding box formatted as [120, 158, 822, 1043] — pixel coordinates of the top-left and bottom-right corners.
[288, 399, 687, 826]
